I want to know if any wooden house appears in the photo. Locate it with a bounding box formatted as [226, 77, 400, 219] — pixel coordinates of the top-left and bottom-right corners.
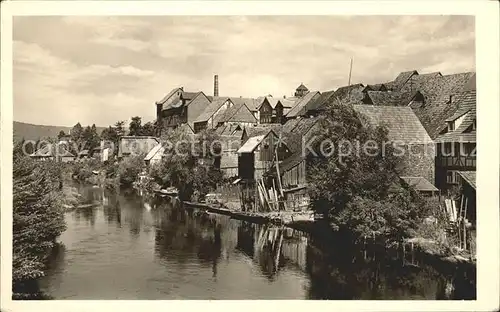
[193, 97, 233, 133]
[215, 135, 242, 179]
[118, 136, 160, 159]
[434, 85, 476, 190]
[144, 143, 165, 166]
[286, 91, 321, 120]
[352, 105, 436, 185]
[155, 88, 211, 132]
[213, 100, 257, 129]
[237, 128, 291, 182]
[457, 171, 476, 225]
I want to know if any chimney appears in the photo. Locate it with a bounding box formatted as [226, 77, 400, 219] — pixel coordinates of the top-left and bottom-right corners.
[214, 75, 219, 97]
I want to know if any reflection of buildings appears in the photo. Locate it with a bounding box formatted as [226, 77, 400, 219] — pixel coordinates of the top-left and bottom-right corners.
[236, 223, 309, 279]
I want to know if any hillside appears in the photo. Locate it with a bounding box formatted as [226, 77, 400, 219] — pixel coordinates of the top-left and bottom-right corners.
[13, 121, 106, 142]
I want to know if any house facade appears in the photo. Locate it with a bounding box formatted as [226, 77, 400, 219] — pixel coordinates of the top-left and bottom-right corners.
[434, 88, 476, 190]
[118, 136, 160, 159]
[156, 88, 211, 132]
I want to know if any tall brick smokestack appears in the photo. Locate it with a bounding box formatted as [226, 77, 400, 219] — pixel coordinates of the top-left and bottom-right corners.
[214, 74, 219, 97]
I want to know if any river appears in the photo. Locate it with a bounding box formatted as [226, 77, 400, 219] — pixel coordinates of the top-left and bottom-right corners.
[38, 184, 476, 300]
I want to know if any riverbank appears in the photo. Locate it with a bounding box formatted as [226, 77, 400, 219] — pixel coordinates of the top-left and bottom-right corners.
[157, 193, 477, 269]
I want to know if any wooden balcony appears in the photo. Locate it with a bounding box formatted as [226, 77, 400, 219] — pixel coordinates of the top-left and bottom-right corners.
[436, 156, 476, 169]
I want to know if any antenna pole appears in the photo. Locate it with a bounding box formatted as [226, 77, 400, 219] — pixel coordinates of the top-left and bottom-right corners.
[348, 57, 353, 86]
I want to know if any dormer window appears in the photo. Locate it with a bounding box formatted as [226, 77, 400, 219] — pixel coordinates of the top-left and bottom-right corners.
[447, 121, 455, 131]
[472, 119, 476, 131]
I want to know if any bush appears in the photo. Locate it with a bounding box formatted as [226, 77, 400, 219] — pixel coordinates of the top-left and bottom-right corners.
[117, 154, 145, 188]
[307, 101, 428, 241]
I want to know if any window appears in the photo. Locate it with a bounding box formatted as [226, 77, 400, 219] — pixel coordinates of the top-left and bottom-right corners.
[447, 121, 455, 131]
[472, 119, 476, 130]
[446, 170, 460, 184]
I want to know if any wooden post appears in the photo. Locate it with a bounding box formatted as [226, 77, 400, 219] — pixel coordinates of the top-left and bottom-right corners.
[275, 148, 284, 197]
[463, 198, 468, 250]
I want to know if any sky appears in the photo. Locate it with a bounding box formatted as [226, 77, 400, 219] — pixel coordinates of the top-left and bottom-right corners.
[13, 15, 475, 127]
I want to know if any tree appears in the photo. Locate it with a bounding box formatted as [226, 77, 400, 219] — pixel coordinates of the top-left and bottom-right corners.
[70, 122, 83, 143]
[148, 128, 223, 200]
[57, 130, 66, 140]
[12, 154, 66, 298]
[307, 101, 424, 240]
[114, 121, 126, 137]
[129, 116, 142, 136]
[141, 121, 156, 136]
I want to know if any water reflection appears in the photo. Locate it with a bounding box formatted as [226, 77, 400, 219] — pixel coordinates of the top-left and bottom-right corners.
[37, 184, 476, 300]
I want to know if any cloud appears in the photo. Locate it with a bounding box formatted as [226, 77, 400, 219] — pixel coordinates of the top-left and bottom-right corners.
[13, 15, 475, 126]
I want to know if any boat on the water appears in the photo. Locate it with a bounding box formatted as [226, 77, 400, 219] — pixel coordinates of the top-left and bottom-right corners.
[156, 187, 179, 197]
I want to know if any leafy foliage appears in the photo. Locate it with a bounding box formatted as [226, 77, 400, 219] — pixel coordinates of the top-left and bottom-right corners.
[307, 101, 427, 240]
[149, 128, 223, 200]
[12, 154, 66, 296]
[118, 154, 146, 188]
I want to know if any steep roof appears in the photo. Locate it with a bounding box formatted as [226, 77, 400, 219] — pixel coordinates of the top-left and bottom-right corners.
[161, 89, 203, 110]
[237, 135, 266, 153]
[365, 90, 415, 106]
[214, 101, 257, 124]
[243, 124, 282, 140]
[435, 90, 476, 143]
[157, 87, 182, 105]
[230, 97, 260, 112]
[215, 123, 244, 136]
[386, 70, 419, 90]
[306, 90, 336, 112]
[287, 91, 321, 118]
[458, 171, 476, 190]
[400, 176, 438, 192]
[144, 144, 165, 161]
[332, 84, 366, 105]
[353, 105, 433, 144]
[408, 72, 475, 139]
[194, 97, 230, 123]
[296, 83, 309, 92]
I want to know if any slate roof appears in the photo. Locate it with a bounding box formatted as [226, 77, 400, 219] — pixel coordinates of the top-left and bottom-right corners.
[287, 91, 321, 118]
[435, 90, 476, 143]
[157, 87, 182, 105]
[363, 83, 388, 92]
[332, 84, 366, 105]
[458, 171, 476, 190]
[400, 176, 438, 192]
[353, 105, 433, 144]
[365, 90, 415, 106]
[408, 72, 475, 139]
[159, 89, 205, 111]
[194, 97, 229, 123]
[386, 70, 419, 90]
